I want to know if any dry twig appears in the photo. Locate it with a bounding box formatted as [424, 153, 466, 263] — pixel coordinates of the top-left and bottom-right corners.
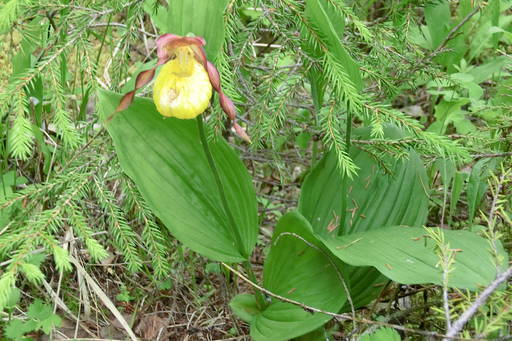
[221, 262, 487, 340]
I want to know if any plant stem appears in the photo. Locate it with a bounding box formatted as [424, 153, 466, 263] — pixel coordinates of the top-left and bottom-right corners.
[243, 261, 267, 309]
[345, 109, 353, 153]
[196, 116, 266, 309]
[196, 116, 245, 256]
[338, 109, 353, 235]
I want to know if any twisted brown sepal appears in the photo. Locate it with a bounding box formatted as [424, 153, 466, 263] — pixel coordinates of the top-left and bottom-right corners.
[233, 122, 252, 144]
[114, 68, 157, 115]
[206, 61, 251, 143]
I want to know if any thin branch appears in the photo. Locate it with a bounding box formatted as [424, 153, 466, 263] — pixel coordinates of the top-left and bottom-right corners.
[443, 266, 512, 340]
[276, 232, 356, 324]
[473, 152, 512, 160]
[89, 22, 158, 37]
[221, 262, 485, 340]
[442, 266, 452, 331]
[428, 5, 481, 60]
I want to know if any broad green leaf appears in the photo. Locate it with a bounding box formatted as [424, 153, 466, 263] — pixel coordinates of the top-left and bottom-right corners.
[424, 0, 451, 49]
[468, 0, 502, 60]
[5, 319, 38, 340]
[304, 0, 362, 91]
[98, 90, 258, 262]
[467, 56, 511, 84]
[28, 300, 62, 334]
[299, 128, 429, 237]
[467, 0, 506, 63]
[166, 0, 229, 60]
[320, 226, 506, 290]
[449, 171, 467, 224]
[428, 99, 470, 135]
[296, 327, 333, 341]
[230, 294, 260, 323]
[232, 212, 346, 341]
[467, 158, 498, 222]
[307, 65, 327, 111]
[299, 127, 429, 308]
[425, 1, 472, 69]
[359, 328, 401, 341]
[435, 158, 456, 190]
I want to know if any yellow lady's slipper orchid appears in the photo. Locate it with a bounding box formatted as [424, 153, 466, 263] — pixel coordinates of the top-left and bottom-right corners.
[116, 33, 250, 142]
[153, 46, 212, 119]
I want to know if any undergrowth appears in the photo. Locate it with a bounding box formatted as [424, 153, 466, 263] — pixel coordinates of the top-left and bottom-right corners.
[0, 0, 511, 340]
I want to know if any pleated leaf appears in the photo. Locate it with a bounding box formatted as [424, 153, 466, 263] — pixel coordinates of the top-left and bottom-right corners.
[299, 127, 429, 308]
[320, 226, 506, 290]
[231, 212, 347, 341]
[359, 328, 401, 341]
[299, 130, 429, 237]
[166, 0, 229, 60]
[98, 90, 258, 262]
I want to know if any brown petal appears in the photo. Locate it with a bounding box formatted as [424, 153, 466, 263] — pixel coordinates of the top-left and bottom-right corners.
[135, 68, 156, 89]
[191, 36, 206, 46]
[156, 33, 180, 60]
[156, 34, 206, 63]
[115, 65, 159, 113]
[219, 93, 236, 121]
[191, 45, 208, 69]
[233, 122, 251, 143]
[114, 91, 135, 114]
[206, 61, 221, 92]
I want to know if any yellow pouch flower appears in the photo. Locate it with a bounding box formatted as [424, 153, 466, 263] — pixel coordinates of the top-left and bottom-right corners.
[116, 33, 250, 142]
[153, 47, 212, 119]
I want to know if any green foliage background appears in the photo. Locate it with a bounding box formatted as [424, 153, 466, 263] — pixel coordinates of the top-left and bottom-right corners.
[0, 0, 511, 339]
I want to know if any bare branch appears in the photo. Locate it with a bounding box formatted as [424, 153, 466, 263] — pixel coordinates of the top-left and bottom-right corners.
[443, 266, 512, 340]
[222, 262, 486, 340]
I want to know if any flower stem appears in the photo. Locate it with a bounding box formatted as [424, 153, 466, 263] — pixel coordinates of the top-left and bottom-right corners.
[338, 108, 353, 235]
[196, 116, 266, 309]
[196, 116, 245, 256]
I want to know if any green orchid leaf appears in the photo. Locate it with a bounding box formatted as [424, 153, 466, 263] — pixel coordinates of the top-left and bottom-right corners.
[231, 212, 346, 341]
[166, 0, 229, 60]
[359, 328, 401, 341]
[230, 294, 260, 323]
[98, 89, 258, 262]
[299, 127, 429, 309]
[300, 128, 429, 237]
[320, 226, 507, 290]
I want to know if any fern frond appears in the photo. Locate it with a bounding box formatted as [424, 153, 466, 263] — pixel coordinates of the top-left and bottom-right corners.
[50, 244, 73, 273]
[0, 271, 16, 310]
[123, 180, 170, 278]
[93, 178, 142, 273]
[323, 52, 363, 113]
[252, 74, 302, 148]
[67, 206, 108, 262]
[325, 0, 373, 42]
[318, 103, 358, 177]
[19, 262, 45, 284]
[0, 0, 27, 33]
[362, 103, 470, 162]
[46, 56, 82, 148]
[8, 93, 34, 160]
